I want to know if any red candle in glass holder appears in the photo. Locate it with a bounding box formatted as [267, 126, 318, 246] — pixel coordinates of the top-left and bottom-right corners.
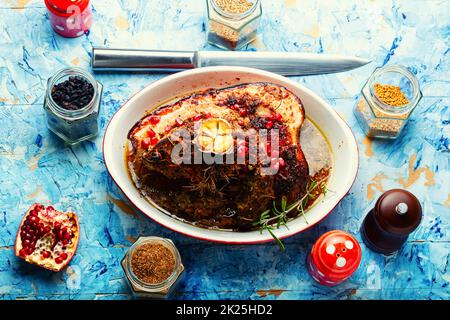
[307, 230, 362, 286]
[45, 0, 92, 38]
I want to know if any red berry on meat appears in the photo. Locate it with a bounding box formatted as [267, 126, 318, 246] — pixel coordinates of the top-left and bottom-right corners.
[175, 118, 184, 126]
[149, 115, 160, 125]
[265, 121, 274, 129]
[141, 137, 151, 149]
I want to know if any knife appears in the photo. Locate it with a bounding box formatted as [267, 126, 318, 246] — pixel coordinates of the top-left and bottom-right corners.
[91, 48, 370, 76]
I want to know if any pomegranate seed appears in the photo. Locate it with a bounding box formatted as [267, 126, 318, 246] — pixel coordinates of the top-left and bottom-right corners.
[44, 226, 51, 234]
[150, 137, 159, 146]
[30, 210, 38, 217]
[204, 113, 212, 119]
[62, 227, 68, 234]
[265, 121, 274, 129]
[271, 158, 280, 171]
[237, 139, 247, 147]
[149, 115, 160, 125]
[238, 120, 245, 126]
[165, 125, 173, 133]
[237, 145, 248, 158]
[141, 137, 151, 149]
[64, 232, 72, 240]
[58, 230, 64, 239]
[147, 128, 156, 138]
[62, 239, 70, 245]
[55, 257, 63, 264]
[47, 206, 54, 211]
[27, 247, 35, 255]
[23, 239, 31, 247]
[276, 113, 283, 122]
[230, 104, 239, 111]
[175, 118, 184, 127]
[60, 252, 68, 260]
[54, 222, 61, 230]
[239, 109, 248, 117]
[19, 249, 27, 257]
[193, 114, 203, 122]
[267, 114, 275, 121]
[42, 251, 51, 259]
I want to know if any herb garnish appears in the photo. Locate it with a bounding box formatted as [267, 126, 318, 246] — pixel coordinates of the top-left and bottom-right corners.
[253, 176, 328, 250]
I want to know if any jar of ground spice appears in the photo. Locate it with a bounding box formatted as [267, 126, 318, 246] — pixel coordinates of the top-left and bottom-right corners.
[44, 68, 102, 145]
[121, 237, 184, 299]
[354, 65, 422, 139]
[206, 0, 262, 50]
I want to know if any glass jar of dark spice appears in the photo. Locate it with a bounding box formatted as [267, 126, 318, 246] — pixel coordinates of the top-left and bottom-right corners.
[206, 0, 262, 50]
[354, 65, 422, 139]
[44, 68, 102, 145]
[121, 236, 184, 299]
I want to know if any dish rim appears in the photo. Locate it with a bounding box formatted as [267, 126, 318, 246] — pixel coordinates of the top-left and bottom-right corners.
[102, 66, 359, 244]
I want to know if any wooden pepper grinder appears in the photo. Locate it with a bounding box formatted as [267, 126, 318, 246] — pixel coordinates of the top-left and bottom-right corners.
[361, 189, 422, 255]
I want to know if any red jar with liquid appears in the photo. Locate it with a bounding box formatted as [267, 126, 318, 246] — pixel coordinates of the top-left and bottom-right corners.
[45, 0, 92, 38]
[307, 230, 362, 286]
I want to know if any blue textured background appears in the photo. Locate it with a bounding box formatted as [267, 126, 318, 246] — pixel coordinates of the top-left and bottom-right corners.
[0, 0, 449, 300]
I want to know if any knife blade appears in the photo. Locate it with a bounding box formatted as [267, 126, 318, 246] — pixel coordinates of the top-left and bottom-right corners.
[91, 48, 370, 76]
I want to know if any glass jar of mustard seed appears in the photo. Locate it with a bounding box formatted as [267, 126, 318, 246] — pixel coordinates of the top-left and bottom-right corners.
[353, 65, 422, 139]
[44, 68, 102, 145]
[206, 0, 262, 50]
[121, 236, 184, 299]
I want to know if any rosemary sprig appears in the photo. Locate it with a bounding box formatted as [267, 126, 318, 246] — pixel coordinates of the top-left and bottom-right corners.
[253, 176, 328, 250]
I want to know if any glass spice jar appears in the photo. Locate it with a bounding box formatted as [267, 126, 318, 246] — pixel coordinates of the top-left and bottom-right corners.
[206, 0, 262, 50]
[121, 237, 184, 299]
[44, 0, 92, 38]
[44, 68, 102, 145]
[353, 65, 422, 139]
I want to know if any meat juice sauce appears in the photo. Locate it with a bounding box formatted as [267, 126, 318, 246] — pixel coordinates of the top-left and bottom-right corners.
[125, 92, 333, 231]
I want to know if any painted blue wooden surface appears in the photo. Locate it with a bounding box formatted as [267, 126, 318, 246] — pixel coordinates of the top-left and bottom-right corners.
[0, 0, 449, 300]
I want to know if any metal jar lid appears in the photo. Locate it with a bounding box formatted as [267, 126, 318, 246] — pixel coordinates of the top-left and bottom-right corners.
[45, 0, 90, 16]
[374, 189, 422, 236]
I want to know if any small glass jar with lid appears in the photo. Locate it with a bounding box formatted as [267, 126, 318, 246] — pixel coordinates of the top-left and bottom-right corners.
[121, 236, 184, 299]
[44, 68, 102, 145]
[353, 65, 422, 139]
[206, 0, 262, 50]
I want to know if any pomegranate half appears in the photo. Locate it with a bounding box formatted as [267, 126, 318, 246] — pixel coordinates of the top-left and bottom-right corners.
[14, 203, 79, 272]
